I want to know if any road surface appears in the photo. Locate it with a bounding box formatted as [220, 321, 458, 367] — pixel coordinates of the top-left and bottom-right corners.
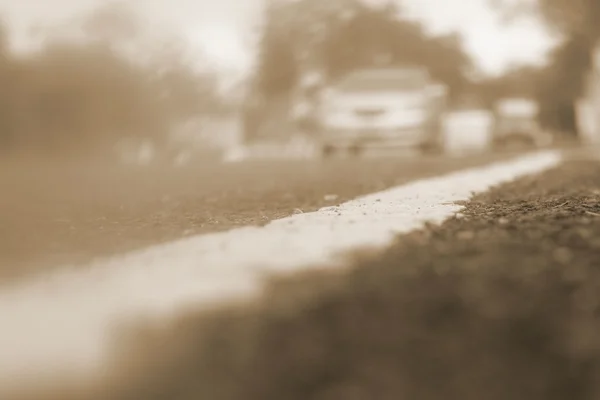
[0, 153, 509, 284]
[1, 148, 600, 400]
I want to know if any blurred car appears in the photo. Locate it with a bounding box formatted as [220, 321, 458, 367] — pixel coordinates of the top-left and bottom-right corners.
[492, 97, 553, 150]
[315, 67, 447, 156]
[442, 109, 495, 156]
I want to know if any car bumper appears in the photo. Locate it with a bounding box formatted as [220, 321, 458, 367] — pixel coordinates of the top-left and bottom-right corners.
[492, 131, 554, 148]
[319, 127, 433, 148]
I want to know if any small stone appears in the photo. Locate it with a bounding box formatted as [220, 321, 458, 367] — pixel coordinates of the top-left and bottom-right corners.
[324, 194, 339, 201]
[498, 217, 509, 225]
[293, 208, 304, 214]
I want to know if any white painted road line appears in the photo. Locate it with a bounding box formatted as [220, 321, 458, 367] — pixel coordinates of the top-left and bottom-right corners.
[0, 151, 562, 390]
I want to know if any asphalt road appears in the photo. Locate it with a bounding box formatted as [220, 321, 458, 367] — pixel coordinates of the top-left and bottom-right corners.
[4, 148, 600, 400]
[88, 154, 600, 400]
[0, 153, 508, 284]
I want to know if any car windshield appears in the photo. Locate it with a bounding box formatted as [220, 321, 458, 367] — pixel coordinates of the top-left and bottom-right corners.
[335, 69, 427, 93]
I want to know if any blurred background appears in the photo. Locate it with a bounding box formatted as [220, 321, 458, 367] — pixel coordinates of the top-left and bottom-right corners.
[3, 1, 600, 399]
[0, 0, 598, 164]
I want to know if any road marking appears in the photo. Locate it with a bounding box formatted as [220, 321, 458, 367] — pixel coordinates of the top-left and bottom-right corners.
[0, 150, 562, 390]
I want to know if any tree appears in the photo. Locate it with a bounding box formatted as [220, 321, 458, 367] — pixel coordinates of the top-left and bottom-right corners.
[0, 18, 7, 60]
[0, 3, 224, 155]
[13, 41, 158, 150]
[491, 0, 599, 133]
[473, 64, 546, 107]
[80, 1, 140, 45]
[254, 0, 473, 100]
[0, 18, 19, 150]
[493, 0, 600, 40]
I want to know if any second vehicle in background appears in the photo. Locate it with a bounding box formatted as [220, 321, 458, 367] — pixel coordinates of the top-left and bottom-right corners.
[492, 97, 553, 150]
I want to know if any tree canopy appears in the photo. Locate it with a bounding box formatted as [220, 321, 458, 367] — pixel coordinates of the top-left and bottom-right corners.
[254, 0, 473, 102]
[491, 0, 598, 133]
[0, 3, 223, 156]
[493, 0, 600, 40]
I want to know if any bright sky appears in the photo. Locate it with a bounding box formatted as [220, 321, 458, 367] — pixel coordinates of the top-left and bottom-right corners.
[0, 0, 558, 77]
[400, 0, 558, 75]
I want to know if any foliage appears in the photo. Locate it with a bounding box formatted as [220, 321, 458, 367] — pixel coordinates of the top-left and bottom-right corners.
[254, 0, 473, 101]
[0, 3, 222, 155]
[492, 0, 600, 133]
[473, 65, 546, 108]
[493, 0, 600, 40]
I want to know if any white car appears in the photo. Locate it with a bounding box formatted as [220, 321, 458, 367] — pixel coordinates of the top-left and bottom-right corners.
[316, 67, 447, 156]
[492, 98, 553, 150]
